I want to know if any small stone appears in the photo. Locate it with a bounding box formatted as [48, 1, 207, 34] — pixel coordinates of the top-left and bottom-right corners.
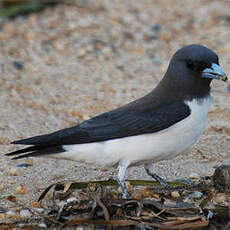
[67, 197, 78, 204]
[189, 172, 200, 180]
[151, 24, 162, 32]
[10, 168, 20, 176]
[187, 191, 203, 199]
[102, 47, 111, 56]
[20, 210, 32, 218]
[17, 158, 33, 168]
[6, 210, 16, 217]
[77, 48, 87, 58]
[38, 223, 47, 228]
[76, 227, 84, 230]
[16, 185, 27, 194]
[32, 201, 40, 208]
[213, 165, 230, 188]
[13, 61, 24, 70]
[26, 158, 33, 166]
[215, 193, 227, 204]
[17, 163, 31, 168]
[7, 195, 16, 202]
[171, 191, 180, 198]
[82, 114, 90, 120]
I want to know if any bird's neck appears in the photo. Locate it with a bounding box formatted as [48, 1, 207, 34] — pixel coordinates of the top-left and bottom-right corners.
[156, 76, 211, 102]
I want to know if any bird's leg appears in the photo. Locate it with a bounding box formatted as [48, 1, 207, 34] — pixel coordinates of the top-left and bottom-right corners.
[117, 160, 131, 199]
[144, 163, 169, 187]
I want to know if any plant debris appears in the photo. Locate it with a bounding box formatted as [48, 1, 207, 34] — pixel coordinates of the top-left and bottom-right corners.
[0, 165, 219, 229]
[0, 167, 230, 229]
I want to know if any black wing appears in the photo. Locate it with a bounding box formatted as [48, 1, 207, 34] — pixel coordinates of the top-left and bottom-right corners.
[6, 101, 190, 159]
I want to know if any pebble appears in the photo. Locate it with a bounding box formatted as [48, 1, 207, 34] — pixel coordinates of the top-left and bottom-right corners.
[16, 163, 31, 168]
[187, 191, 203, 199]
[215, 193, 227, 204]
[189, 172, 200, 180]
[151, 24, 162, 32]
[32, 201, 40, 208]
[13, 60, 24, 70]
[82, 114, 90, 120]
[20, 209, 32, 218]
[171, 191, 180, 198]
[10, 168, 20, 176]
[213, 165, 230, 187]
[77, 48, 87, 58]
[16, 185, 27, 194]
[102, 47, 112, 56]
[26, 158, 33, 166]
[7, 195, 16, 202]
[6, 210, 16, 217]
[67, 197, 78, 204]
[38, 223, 47, 228]
[76, 227, 84, 230]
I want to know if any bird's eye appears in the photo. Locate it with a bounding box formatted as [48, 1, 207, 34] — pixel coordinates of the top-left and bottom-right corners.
[186, 60, 194, 69]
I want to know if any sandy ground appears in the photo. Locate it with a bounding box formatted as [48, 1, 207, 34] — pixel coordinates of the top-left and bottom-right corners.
[0, 0, 230, 211]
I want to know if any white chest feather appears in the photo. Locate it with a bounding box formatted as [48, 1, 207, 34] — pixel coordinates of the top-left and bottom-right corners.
[59, 97, 211, 167]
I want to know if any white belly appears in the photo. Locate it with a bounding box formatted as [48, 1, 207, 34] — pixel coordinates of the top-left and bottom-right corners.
[57, 97, 211, 168]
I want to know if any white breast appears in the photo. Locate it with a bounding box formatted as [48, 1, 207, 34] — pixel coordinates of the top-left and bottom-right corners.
[58, 97, 211, 168]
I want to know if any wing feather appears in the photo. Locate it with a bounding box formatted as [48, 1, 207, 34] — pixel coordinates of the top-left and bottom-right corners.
[7, 101, 190, 158]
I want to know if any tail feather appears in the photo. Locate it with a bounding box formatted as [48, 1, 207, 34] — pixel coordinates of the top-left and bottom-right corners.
[6, 145, 65, 160]
[11, 134, 47, 145]
[6, 146, 43, 156]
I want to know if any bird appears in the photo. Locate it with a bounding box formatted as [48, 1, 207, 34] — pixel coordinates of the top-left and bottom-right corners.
[6, 44, 228, 199]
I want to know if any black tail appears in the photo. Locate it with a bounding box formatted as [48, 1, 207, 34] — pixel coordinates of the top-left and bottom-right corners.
[5, 145, 65, 160]
[11, 133, 49, 145]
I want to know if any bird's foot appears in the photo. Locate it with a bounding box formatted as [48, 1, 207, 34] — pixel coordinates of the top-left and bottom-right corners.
[173, 178, 194, 186]
[153, 173, 169, 187]
[145, 169, 169, 187]
[144, 164, 169, 187]
[118, 180, 131, 199]
[123, 191, 131, 199]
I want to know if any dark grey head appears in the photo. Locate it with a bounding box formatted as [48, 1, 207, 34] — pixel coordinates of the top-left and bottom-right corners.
[160, 44, 227, 100]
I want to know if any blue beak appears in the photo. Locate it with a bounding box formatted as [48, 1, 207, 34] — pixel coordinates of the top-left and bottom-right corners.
[202, 63, 228, 82]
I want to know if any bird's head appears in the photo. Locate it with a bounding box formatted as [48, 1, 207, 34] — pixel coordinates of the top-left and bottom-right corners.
[163, 44, 228, 99]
